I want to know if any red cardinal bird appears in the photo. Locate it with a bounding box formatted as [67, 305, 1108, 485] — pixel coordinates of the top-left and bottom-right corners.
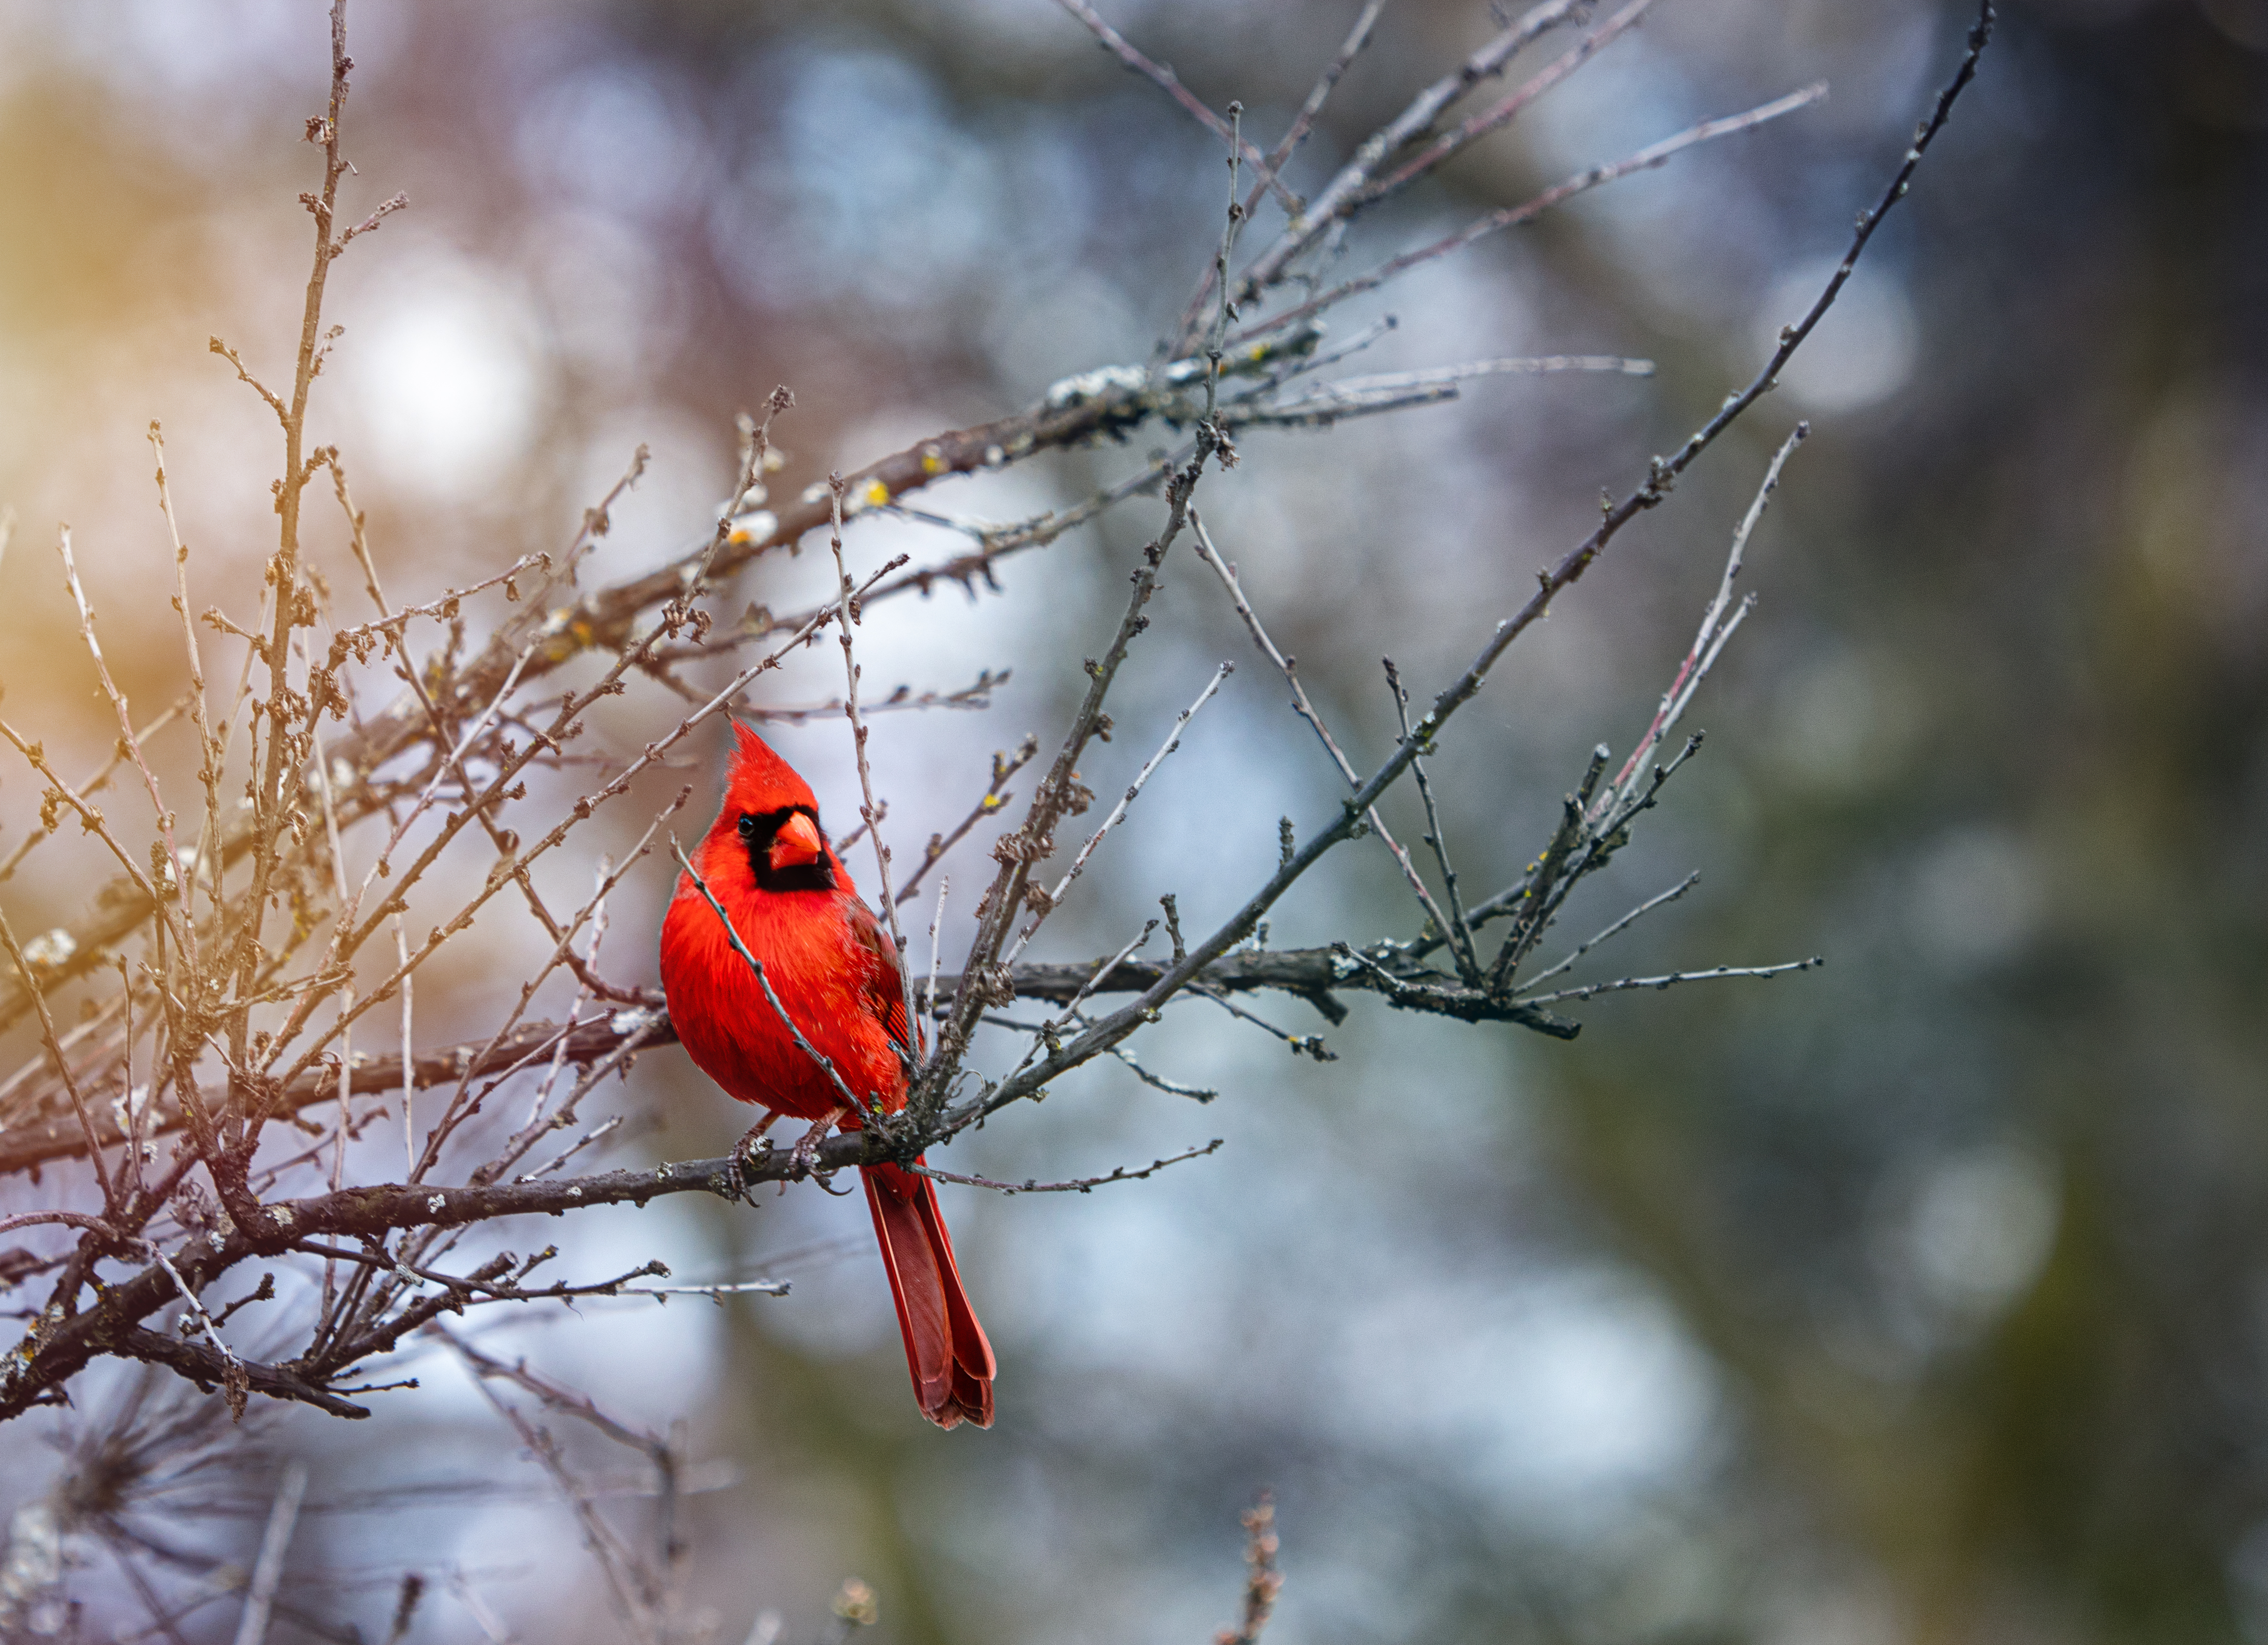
[660, 721, 995, 1429]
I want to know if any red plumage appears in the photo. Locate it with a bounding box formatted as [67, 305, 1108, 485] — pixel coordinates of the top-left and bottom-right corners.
[659, 721, 995, 1429]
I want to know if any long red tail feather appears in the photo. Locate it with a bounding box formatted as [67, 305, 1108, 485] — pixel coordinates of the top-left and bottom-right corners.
[861, 1160, 995, 1429]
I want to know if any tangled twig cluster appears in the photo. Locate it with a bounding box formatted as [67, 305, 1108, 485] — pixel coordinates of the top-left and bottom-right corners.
[0, 0, 1995, 1636]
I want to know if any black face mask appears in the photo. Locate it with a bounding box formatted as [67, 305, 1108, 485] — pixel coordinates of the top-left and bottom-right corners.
[737, 806, 836, 893]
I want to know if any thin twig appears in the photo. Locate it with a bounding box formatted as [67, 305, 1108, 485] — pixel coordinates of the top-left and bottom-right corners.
[1384, 656, 1478, 983]
[895, 737, 1038, 908]
[1019, 922, 1159, 1073]
[912, 1138, 1221, 1195]
[1168, 0, 1391, 347]
[1599, 422, 1807, 818]
[1233, 83, 1829, 346]
[1516, 957, 1822, 1006]
[0, 1210, 123, 1238]
[59, 527, 196, 949]
[150, 1250, 248, 1419]
[1229, 0, 1593, 306]
[924, 878, 949, 1023]
[1516, 870, 1701, 992]
[1003, 662, 1233, 964]
[826, 475, 920, 1057]
[1188, 510, 1458, 943]
[445, 1342, 662, 1645]
[0, 907, 117, 1210]
[1365, 0, 1660, 198]
[230, 1461, 309, 1645]
[1054, 0, 1297, 211]
[669, 841, 869, 1118]
[149, 424, 228, 930]
[1191, 985, 1334, 1061]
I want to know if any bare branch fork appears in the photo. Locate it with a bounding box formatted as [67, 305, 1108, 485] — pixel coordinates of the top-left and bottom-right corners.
[1187, 510, 1466, 963]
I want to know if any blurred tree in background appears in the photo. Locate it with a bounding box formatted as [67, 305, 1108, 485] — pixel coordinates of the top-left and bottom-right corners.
[1, 2, 2264, 1642]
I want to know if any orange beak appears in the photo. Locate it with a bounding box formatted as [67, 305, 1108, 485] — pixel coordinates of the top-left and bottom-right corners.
[769, 811, 823, 872]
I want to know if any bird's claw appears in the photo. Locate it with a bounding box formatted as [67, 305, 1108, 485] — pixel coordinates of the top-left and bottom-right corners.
[787, 1109, 845, 1184]
[725, 1111, 782, 1203]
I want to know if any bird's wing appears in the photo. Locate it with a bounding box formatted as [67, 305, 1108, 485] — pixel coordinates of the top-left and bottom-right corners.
[843, 894, 917, 1056]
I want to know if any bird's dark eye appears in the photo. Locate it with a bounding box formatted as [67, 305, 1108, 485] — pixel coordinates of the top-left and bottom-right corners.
[736, 814, 757, 839]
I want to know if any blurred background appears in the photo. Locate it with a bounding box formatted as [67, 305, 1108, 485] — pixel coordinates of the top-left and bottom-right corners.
[2, 0, 2265, 1640]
